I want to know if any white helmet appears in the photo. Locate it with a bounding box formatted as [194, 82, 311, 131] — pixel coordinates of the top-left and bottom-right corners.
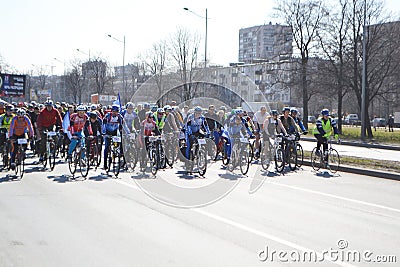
[76, 105, 86, 111]
[126, 102, 134, 109]
[91, 104, 97, 110]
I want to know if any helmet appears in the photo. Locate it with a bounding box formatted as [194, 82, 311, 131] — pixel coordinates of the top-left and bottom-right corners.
[76, 105, 86, 111]
[157, 108, 165, 113]
[321, 109, 330, 116]
[194, 106, 203, 113]
[151, 105, 158, 112]
[111, 104, 120, 112]
[290, 108, 298, 114]
[271, 110, 279, 116]
[90, 104, 97, 110]
[145, 111, 153, 117]
[143, 103, 151, 109]
[5, 105, 14, 111]
[126, 102, 134, 109]
[89, 112, 98, 119]
[282, 107, 290, 113]
[163, 105, 172, 111]
[45, 100, 53, 107]
[219, 106, 226, 111]
[16, 108, 26, 116]
[235, 109, 244, 115]
[39, 104, 44, 109]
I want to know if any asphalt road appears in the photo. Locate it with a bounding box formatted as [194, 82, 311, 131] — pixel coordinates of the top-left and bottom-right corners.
[1, 154, 399, 267]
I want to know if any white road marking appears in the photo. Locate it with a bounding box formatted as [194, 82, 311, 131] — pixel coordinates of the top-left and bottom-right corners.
[264, 181, 400, 213]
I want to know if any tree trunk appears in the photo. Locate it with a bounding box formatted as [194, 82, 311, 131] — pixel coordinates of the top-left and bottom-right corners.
[301, 59, 309, 130]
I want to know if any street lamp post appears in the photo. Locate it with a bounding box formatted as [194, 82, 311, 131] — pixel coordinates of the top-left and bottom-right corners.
[107, 34, 126, 103]
[54, 57, 66, 101]
[361, 0, 367, 140]
[184, 7, 208, 68]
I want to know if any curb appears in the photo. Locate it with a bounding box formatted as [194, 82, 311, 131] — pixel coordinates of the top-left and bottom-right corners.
[301, 137, 400, 151]
[302, 160, 400, 181]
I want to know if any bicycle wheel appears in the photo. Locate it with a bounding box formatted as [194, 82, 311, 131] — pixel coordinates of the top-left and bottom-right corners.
[296, 143, 304, 168]
[239, 148, 250, 175]
[17, 152, 25, 179]
[49, 141, 56, 171]
[150, 149, 158, 176]
[311, 147, 322, 171]
[165, 142, 175, 167]
[68, 149, 78, 175]
[274, 147, 285, 173]
[1, 146, 9, 171]
[158, 143, 166, 169]
[206, 138, 217, 161]
[260, 145, 272, 171]
[227, 149, 236, 172]
[287, 143, 297, 171]
[197, 148, 207, 176]
[328, 148, 340, 173]
[80, 147, 90, 178]
[127, 143, 138, 170]
[112, 149, 121, 178]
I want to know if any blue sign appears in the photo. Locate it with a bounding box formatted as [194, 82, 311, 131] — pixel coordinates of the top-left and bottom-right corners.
[0, 73, 26, 97]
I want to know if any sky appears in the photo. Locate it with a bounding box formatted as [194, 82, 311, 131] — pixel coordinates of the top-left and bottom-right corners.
[1, 0, 400, 75]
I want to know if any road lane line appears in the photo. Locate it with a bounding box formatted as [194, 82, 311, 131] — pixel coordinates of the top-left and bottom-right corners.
[113, 179, 354, 266]
[194, 209, 356, 267]
[264, 181, 400, 213]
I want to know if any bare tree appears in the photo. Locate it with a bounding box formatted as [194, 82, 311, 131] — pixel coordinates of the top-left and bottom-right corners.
[275, 0, 329, 129]
[169, 27, 200, 102]
[145, 40, 168, 106]
[65, 63, 84, 103]
[90, 57, 112, 96]
[317, 0, 352, 131]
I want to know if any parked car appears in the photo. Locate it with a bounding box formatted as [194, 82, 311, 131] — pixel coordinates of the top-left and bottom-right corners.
[371, 118, 386, 127]
[344, 114, 360, 125]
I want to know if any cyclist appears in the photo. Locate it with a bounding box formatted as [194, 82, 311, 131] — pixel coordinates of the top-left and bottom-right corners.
[184, 106, 210, 160]
[313, 109, 339, 160]
[0, 105, 15, 146]
[102, 104, 129, 170]
[122, 102, 138, 133]
[290, 108, 308, 134]
[67, 105, 92, 161]
[138, 103, 151, 122]
[36, 100, 62, 162]
[280, 107, 298, 135]
[8, 109, 34, 170]
[252, 106, 268, 158]
[154, 108, 166, 134]
[226, 109, 253, 163]
[163, 105, 179, 133]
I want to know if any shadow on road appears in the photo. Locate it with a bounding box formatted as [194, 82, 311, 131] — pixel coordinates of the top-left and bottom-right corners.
[315, 171, 339, 178]
[176, 170, 205, 179]
[131, 172, 155, 179]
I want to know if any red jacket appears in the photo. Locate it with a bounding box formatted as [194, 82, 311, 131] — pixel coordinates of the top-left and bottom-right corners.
[37, 108, 62, 130]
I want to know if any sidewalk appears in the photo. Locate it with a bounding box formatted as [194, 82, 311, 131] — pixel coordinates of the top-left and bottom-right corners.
[300, 138, 400, 162]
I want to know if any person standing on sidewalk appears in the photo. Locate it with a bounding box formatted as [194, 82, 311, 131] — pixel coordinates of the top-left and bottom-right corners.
[387, 115, 394, 132]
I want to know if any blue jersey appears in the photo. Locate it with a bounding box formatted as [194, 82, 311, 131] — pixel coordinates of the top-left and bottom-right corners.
[228, 116, 252, 136]
[102, 113, 124, 134]
[185, 114, 210, 135]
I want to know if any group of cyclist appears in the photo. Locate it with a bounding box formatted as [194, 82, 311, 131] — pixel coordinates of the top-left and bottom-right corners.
[0, 98, 339, 175]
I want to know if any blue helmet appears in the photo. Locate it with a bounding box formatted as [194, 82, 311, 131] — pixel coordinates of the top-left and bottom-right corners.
[111, 104, 120, 112]
[290, 108, 298, 114]
[282, 107, 290, 113]
[321, 109, 330, 116]
[271, 110, 278, 116]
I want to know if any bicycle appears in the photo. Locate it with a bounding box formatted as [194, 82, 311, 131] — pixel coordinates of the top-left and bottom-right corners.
[87, 136, 102, 171]
[285, 134, 298, 171]
[0, 132, 10, 171]
[259, 134, 273, 171]
[68, 135, 89, 178]
[123, 131, 139, 171]
[311, 137, 340, 173]
[138, 135, 159, 176]
[294, 132, 304, 168]
[214, 134, 230, 166]
[185, 135, 207, 176]
[105, 135, 123, 178]
[41, 130, 58, 171]
[273, 134, 286, 173]
[11, 137, 28, 179]
[227, 136, 251, 175]
[164, 132, 177, 168]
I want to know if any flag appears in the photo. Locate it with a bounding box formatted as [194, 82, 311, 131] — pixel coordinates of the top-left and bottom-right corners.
[112, 92, 122, 111]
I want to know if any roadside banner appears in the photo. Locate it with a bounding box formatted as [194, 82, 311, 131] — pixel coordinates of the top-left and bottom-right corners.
[0, 73, 26, 97]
